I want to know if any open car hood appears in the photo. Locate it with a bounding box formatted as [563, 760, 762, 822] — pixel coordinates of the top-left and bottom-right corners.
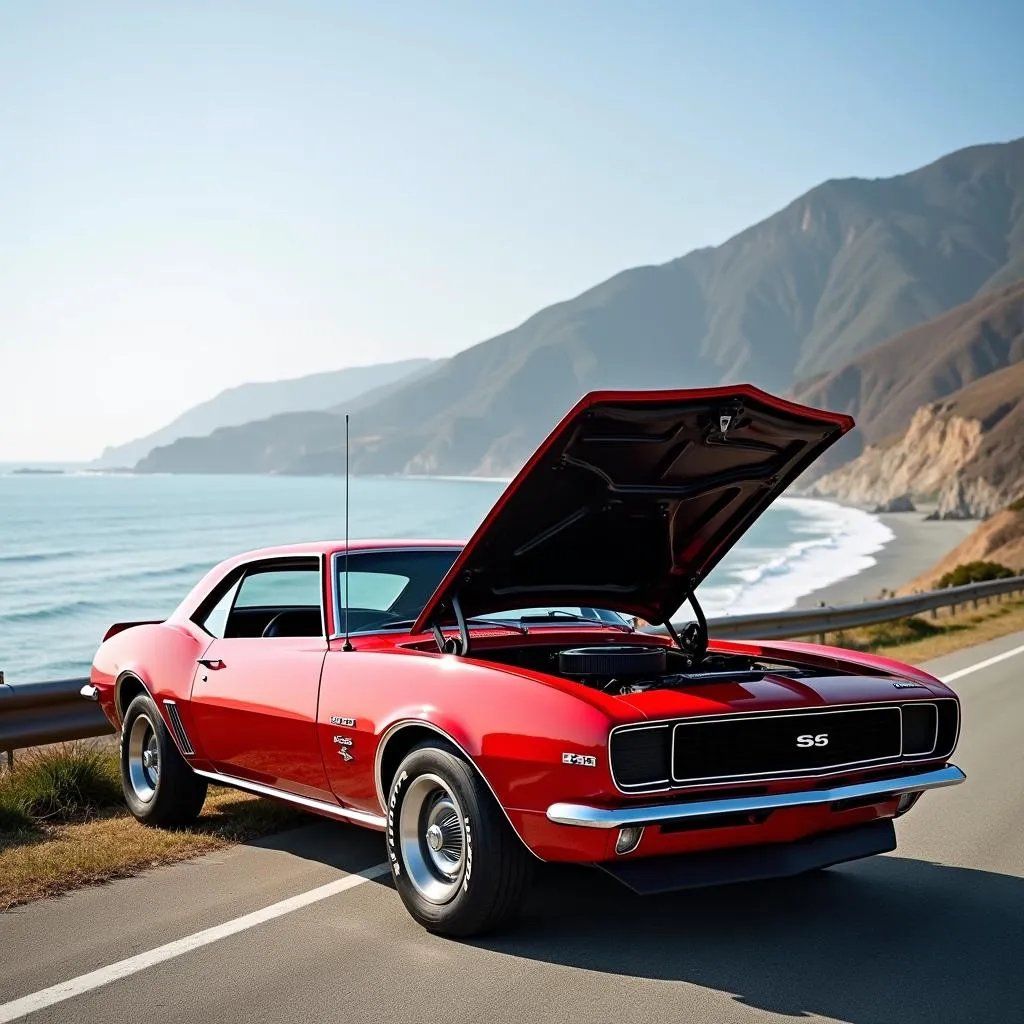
[413, 386, 853, 632]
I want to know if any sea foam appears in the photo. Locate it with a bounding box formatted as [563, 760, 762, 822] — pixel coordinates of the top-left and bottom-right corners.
[697, 498, 894, 617]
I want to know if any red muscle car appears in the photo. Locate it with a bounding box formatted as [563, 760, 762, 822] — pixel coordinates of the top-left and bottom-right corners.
[83, 386, 965, 936]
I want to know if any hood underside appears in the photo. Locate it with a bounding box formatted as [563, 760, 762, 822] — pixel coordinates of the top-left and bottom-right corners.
[413, 386, 853, 632]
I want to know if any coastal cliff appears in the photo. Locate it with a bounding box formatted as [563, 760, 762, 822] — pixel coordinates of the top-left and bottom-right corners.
[811, 362, 1024, 518]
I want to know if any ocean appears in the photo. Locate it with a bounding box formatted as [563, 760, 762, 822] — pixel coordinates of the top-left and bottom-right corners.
[0, 470, 893, 683]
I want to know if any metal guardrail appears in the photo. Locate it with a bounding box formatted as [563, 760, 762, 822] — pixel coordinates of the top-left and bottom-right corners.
[680, 573, 1024, 641]
[2, 574, 1023, 761]
[0, 675, 113, 764]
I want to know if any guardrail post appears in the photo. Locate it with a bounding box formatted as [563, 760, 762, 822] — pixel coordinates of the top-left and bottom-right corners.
[0, 670, 7, 772]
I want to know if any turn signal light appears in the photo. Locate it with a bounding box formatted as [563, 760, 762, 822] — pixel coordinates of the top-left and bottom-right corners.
[895, 791, 923, 816]
[615, 826, 644, 855]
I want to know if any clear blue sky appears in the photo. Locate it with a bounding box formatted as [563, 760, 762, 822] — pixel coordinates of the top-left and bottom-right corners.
[1, 0, 1021, 459]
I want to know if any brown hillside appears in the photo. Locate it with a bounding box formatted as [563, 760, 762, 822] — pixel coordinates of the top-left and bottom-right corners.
[899, 508, 1024, 592]
[791, 279, 1024, 474]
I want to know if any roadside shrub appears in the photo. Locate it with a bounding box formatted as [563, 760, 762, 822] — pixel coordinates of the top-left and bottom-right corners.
[0, 745, 121, 823]
[863, 616, 944, 649]
[936, 561, 1014, 589]
[0, 790, 36, 833]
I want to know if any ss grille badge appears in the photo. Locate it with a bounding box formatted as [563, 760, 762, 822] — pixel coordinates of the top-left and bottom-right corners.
[796, 733, 829, 748]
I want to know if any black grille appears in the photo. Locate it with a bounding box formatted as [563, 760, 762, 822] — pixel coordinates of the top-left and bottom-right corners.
[935, 699, 959, 758]
[672, 707, 901, 783]
[901, 703, 938, 756]
[609, 699, 957, 792]
[609, 725, 671, 788]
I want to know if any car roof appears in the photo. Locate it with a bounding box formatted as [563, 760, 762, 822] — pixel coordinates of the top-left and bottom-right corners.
[229, 538, 465, 562]
[168, 538, 466, 624]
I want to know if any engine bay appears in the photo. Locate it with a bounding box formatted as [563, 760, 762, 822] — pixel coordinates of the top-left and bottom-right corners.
[470, 641, 835, 694]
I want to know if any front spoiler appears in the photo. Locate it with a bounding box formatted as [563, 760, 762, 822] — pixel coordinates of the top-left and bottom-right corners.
[600, 819, 897, 894]
[547, 764, 966, 828]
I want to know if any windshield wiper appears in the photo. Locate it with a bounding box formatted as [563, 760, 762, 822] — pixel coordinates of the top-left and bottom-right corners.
[464, 617, 529, 634]
[389, 616, 529, 635]
[519, 610, 634, 633]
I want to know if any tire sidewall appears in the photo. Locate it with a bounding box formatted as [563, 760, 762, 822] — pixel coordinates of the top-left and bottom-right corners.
[120, 692, 171, 820]
[387, 746, 483, 929]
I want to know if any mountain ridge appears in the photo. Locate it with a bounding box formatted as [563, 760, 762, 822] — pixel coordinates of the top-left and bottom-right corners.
[97, 358, 435, 468]
[136, 136, 1024, 478]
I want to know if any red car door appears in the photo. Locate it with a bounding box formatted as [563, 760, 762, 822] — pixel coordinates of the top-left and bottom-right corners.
[187, 559, 333, 803]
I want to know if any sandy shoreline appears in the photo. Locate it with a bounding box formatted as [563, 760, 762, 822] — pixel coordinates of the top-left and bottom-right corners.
[794, 507, 975, 609]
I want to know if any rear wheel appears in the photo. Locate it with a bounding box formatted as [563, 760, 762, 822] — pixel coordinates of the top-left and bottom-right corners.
[387, 741, 533, 937]
[120, 693, 207, 827]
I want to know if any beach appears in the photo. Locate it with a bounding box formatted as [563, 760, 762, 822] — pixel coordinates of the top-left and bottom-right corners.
[795, 509, 975, 609]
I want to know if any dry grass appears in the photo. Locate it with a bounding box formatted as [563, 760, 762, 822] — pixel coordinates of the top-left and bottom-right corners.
[815, 594, 1024, 665]
[0, 748, 307, 910]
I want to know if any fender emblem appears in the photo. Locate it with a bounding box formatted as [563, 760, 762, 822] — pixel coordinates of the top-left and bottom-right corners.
[562, 752, 597, 767]
[892, 681, 923, 689]
[331, 716, 356, 727]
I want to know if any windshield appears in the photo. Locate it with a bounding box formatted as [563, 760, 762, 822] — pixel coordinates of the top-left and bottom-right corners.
[331, 548, 632, 634]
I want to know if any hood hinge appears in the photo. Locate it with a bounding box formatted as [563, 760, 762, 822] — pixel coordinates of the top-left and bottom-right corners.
[431, 594, 470, 656]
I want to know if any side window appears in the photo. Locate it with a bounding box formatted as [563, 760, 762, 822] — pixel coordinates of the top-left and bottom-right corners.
[196, 563, 324, 639]
[235, 569, 321, 608]
[200, 578, 241, 639]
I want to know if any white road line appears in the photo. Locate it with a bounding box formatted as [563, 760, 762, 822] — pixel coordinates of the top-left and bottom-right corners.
[0, 863, 390, 1024]
[941, 641, 1024, 683]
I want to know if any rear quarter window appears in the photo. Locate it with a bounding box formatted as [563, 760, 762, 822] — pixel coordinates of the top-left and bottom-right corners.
[235, 569, 321, 608]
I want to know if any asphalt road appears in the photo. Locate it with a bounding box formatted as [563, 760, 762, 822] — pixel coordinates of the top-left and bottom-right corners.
[2, 633, 1022, 1024]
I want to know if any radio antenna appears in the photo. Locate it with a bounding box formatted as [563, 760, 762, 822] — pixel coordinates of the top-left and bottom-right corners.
[342, 413, 353, 651]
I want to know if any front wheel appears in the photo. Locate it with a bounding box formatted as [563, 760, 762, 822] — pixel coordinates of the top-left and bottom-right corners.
[120, 693, 208, 827]
[387, 742, 533, 936]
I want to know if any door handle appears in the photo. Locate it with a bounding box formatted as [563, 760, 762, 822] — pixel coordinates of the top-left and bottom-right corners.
[197, 658, 225, 670]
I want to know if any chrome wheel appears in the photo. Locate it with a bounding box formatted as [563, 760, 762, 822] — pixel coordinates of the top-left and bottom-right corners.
[127, 713, 160, 802]
[398, 773, 467, 904]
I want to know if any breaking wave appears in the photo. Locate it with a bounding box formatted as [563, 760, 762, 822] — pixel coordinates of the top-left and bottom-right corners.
[697, 498, 894, 617]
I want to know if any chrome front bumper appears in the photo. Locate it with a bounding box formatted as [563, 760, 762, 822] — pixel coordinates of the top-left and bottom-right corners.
[546, 764, 966, 828]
